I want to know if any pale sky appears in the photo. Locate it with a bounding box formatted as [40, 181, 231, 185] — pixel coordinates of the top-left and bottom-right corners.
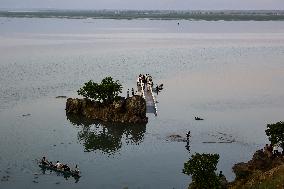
[0, 0, 283, 10]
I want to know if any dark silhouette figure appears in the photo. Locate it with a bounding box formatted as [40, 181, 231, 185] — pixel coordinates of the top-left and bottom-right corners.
[186, 131, 191, 139]
[185, 131, 191, 153]
[195, 116, 204, 120]
[131, 88, 134, 96]
[156, 85, 159, 95]
[127, 89, 129, 98]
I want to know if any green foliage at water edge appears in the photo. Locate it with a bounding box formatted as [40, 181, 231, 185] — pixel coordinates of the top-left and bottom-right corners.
[183, 153, 221, 189]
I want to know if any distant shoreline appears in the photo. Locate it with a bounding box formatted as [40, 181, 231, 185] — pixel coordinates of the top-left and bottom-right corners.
[1, 10, 284, 21]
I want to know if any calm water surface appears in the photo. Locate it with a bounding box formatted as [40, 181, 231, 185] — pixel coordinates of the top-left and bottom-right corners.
[0, 18, 284, 188]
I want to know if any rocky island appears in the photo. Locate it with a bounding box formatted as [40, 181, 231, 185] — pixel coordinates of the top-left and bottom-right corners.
[66, 76, 149, 124]
[66, 95, 147, 123]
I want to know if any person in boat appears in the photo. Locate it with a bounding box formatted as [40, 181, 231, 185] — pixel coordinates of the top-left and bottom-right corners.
[74, 165, 80, 175]
[41, 157, 49, 165]
[48, 161, 55, 168]
[62, 164, 71, 172]
[55, 161, 63, 169]
[195, 116, 203, 120]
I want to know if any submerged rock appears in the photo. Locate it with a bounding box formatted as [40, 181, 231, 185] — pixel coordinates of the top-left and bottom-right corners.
[66, 95, 148, 124]
[166, 134, 187, 142]
[56, 96, 67, 98]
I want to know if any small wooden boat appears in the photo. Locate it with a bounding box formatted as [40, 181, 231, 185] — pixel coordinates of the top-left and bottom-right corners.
[195, 117, 204, 120]
[39, 163, 80, 178]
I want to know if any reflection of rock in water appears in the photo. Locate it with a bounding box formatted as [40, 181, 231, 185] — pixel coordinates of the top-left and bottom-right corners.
[66, 114, 146, 154]
[166, 134, 191, 154]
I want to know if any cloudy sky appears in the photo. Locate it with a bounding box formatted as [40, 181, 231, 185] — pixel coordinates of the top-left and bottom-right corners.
[0, 0, 283, 10]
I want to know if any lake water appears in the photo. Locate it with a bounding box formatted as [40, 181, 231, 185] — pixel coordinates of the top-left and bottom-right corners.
[0, 18, 284, 189]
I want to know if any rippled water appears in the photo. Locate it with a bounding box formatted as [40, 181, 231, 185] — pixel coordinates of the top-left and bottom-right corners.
[1, 18, 284, 188]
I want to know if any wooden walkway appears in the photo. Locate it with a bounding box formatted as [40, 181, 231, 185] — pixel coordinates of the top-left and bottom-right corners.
[138, 81, 157, 116]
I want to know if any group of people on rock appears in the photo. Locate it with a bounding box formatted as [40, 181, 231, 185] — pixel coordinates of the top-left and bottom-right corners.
[41, 157, 80, 174]
[126, 88, 136, 98]
[263, 144, 284, 158]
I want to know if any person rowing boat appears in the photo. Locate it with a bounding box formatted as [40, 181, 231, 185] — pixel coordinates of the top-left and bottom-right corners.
[62, 164, 71, 172]
[39, 158, 80, 178]
[41, 157, 49, 165]
[55, 161, 63, 169]
[74, 165, 80, 175]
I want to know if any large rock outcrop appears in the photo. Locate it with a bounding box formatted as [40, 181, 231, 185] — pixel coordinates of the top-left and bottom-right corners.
[229, 150, 284, 189]
[66, 95, 148, 124]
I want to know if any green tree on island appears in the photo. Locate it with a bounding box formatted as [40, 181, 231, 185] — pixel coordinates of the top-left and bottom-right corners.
[183, 153, 222, 189]
[77, 77, 122, 103]
[265, 121, 284, 150]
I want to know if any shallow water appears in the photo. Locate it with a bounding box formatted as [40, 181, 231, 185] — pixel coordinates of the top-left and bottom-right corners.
[0, 18, 284, 188]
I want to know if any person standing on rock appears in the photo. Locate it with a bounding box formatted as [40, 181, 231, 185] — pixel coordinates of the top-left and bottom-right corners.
[127, 89, 130, 98]
[186, 131, 191, 140]
[131, 88, 134, 96]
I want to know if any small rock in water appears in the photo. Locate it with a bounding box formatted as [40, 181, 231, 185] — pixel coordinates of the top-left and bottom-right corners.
[32, 180, 38, 183]
[22, 113, 31, 117]
[166, 134, 187, 142]
[1, 175, 9, 182]
[55, 182, 60, 185]
[56, 96, 67, 99]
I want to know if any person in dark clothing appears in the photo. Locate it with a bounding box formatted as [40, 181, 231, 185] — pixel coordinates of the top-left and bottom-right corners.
[186, 131, 191, 144]
[156, 85, 159, 95]
[41, 157, 49, 165]
[131, 88, 134, 96]
[62, 164, 70, 172]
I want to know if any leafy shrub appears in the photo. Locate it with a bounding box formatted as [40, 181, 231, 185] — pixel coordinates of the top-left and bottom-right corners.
[77, 77, 122, 103]
[265, 121, 284, 150]
[183, 153, 221, 189]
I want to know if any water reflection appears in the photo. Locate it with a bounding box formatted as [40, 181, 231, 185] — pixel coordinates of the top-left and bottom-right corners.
[40, 166, 80, 183]
[66, 114, 146, 155]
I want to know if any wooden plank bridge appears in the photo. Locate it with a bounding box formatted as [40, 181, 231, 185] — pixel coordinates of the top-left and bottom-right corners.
[137, 80, 157, 116]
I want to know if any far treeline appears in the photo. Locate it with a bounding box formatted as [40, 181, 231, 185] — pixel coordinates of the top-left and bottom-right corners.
[1, 10, 284, 21]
